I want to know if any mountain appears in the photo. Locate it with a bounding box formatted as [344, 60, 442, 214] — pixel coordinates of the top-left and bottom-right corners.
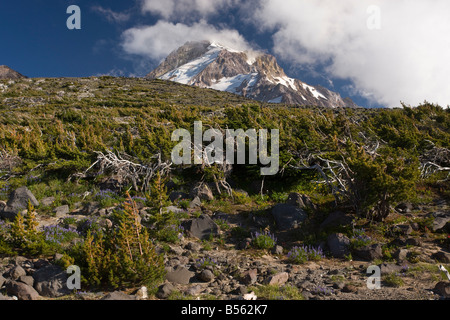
[0, 65, 26, 80]
[147, 41, 358, 108]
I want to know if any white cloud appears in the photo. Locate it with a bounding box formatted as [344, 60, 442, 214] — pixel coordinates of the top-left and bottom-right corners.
[122, 20, 251, 62]
[141, 0, 236, 20]
[91, 6, 131, 23]
[253, 0, 450, 107]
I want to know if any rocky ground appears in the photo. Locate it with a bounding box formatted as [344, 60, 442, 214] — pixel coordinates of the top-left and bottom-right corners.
[0, 184, 449, 301]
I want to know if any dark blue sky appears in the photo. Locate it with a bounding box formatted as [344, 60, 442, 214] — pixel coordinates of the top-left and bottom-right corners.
[0, 1, 415, 108]
[0, 1, 140, 78]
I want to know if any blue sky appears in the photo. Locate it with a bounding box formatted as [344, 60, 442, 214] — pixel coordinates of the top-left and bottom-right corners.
[1, 1, 450, 109]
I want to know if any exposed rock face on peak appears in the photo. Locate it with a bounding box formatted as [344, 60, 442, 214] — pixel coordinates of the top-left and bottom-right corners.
[147, 41, 212, 80]
[147, 41, 358, 108]
[0, 65, 26, 80]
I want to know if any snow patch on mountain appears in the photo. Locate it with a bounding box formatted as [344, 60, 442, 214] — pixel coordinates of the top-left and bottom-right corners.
[301, 83, 327, 100]
[160, 45, 222, 84]
[269, 76, 298, 91]
[210, 73, 259, 93]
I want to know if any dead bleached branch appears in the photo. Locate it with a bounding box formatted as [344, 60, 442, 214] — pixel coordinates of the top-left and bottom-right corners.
[71, 150, 172, 193]
[419, 141, 450, 180]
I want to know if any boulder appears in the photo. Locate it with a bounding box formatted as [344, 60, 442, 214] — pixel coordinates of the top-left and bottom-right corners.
[185, 284, 203, 296]
[265, 272, 289, 286]
[168, 245, 184, 256]
[162, 206, 186, 215]
[156, 283, 174, 299]
[33, 259, 50, 269]
[319, 211, 354, 231]
[9, 265, 26, 280]
[183, 214, 219, 240]
[0, 293, 14, 300]
[394, 249, 409, 262]
[166, 265, 194, 285]
[251, 214, 272, 229]
[1, 186, 39, 219]
[6, 280, 40, 300]
[353, 243, 383, 261]
[18, 275, 34, 287]
[433, 281, 450, 299]
[241, 269, 258, 285]
[327, 233, 350, 258]
[186, 241, 202, 252]
[286, 193, 316, 210]
[190, 183, 214, 201]
[394, 224, 413, 236]
[169, 191, 189, 203]
[432, 213, 450, 232]
[189, 196, 202, 209]
[32, 264, 71, 297]
[405, 237, 422, 247]
[271, 204, 308, 231]
[432, 251, 450, 263]
[53, 205, 70, 217]
[198, 269, 215, 282]
[80, 202, 101, 216]
[40, 196, 56, 207]
[13, 256, 34, 268]
[378, 263, 404, 275]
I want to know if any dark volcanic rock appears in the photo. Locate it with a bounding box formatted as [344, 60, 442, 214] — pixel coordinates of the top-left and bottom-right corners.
[1, 186, 39, 219]
[156, 283, 175, 299]
[271, 203, 308, 231]
[286, 193, 316, 210]
[198, 269, 215, 282]
[183, 214, 219, 240]
[432, 251, 450, 263]
[434, 281, 450, 299]
[32, 264, 71, 298]
[431, 212, 450, 232]
[166, 266, 195, 285]
[6, 280, 40, 300]
[327, 233, 350, 258]
[319, 211, 354, 231]
[353, 243, 383, 261]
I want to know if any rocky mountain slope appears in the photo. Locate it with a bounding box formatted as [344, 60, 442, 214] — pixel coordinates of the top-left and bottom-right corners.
[0, 66, 26, 80]
[147, 41, 358, 108]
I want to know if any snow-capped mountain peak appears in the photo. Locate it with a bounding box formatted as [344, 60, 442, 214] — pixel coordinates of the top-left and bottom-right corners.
[146, 41, 357, 108]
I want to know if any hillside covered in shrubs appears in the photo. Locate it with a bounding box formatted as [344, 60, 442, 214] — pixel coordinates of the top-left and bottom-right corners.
[0, 76, 448, 301]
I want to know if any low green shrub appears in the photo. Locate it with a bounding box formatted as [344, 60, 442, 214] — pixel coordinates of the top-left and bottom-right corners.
[251, 230, 277, 250]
